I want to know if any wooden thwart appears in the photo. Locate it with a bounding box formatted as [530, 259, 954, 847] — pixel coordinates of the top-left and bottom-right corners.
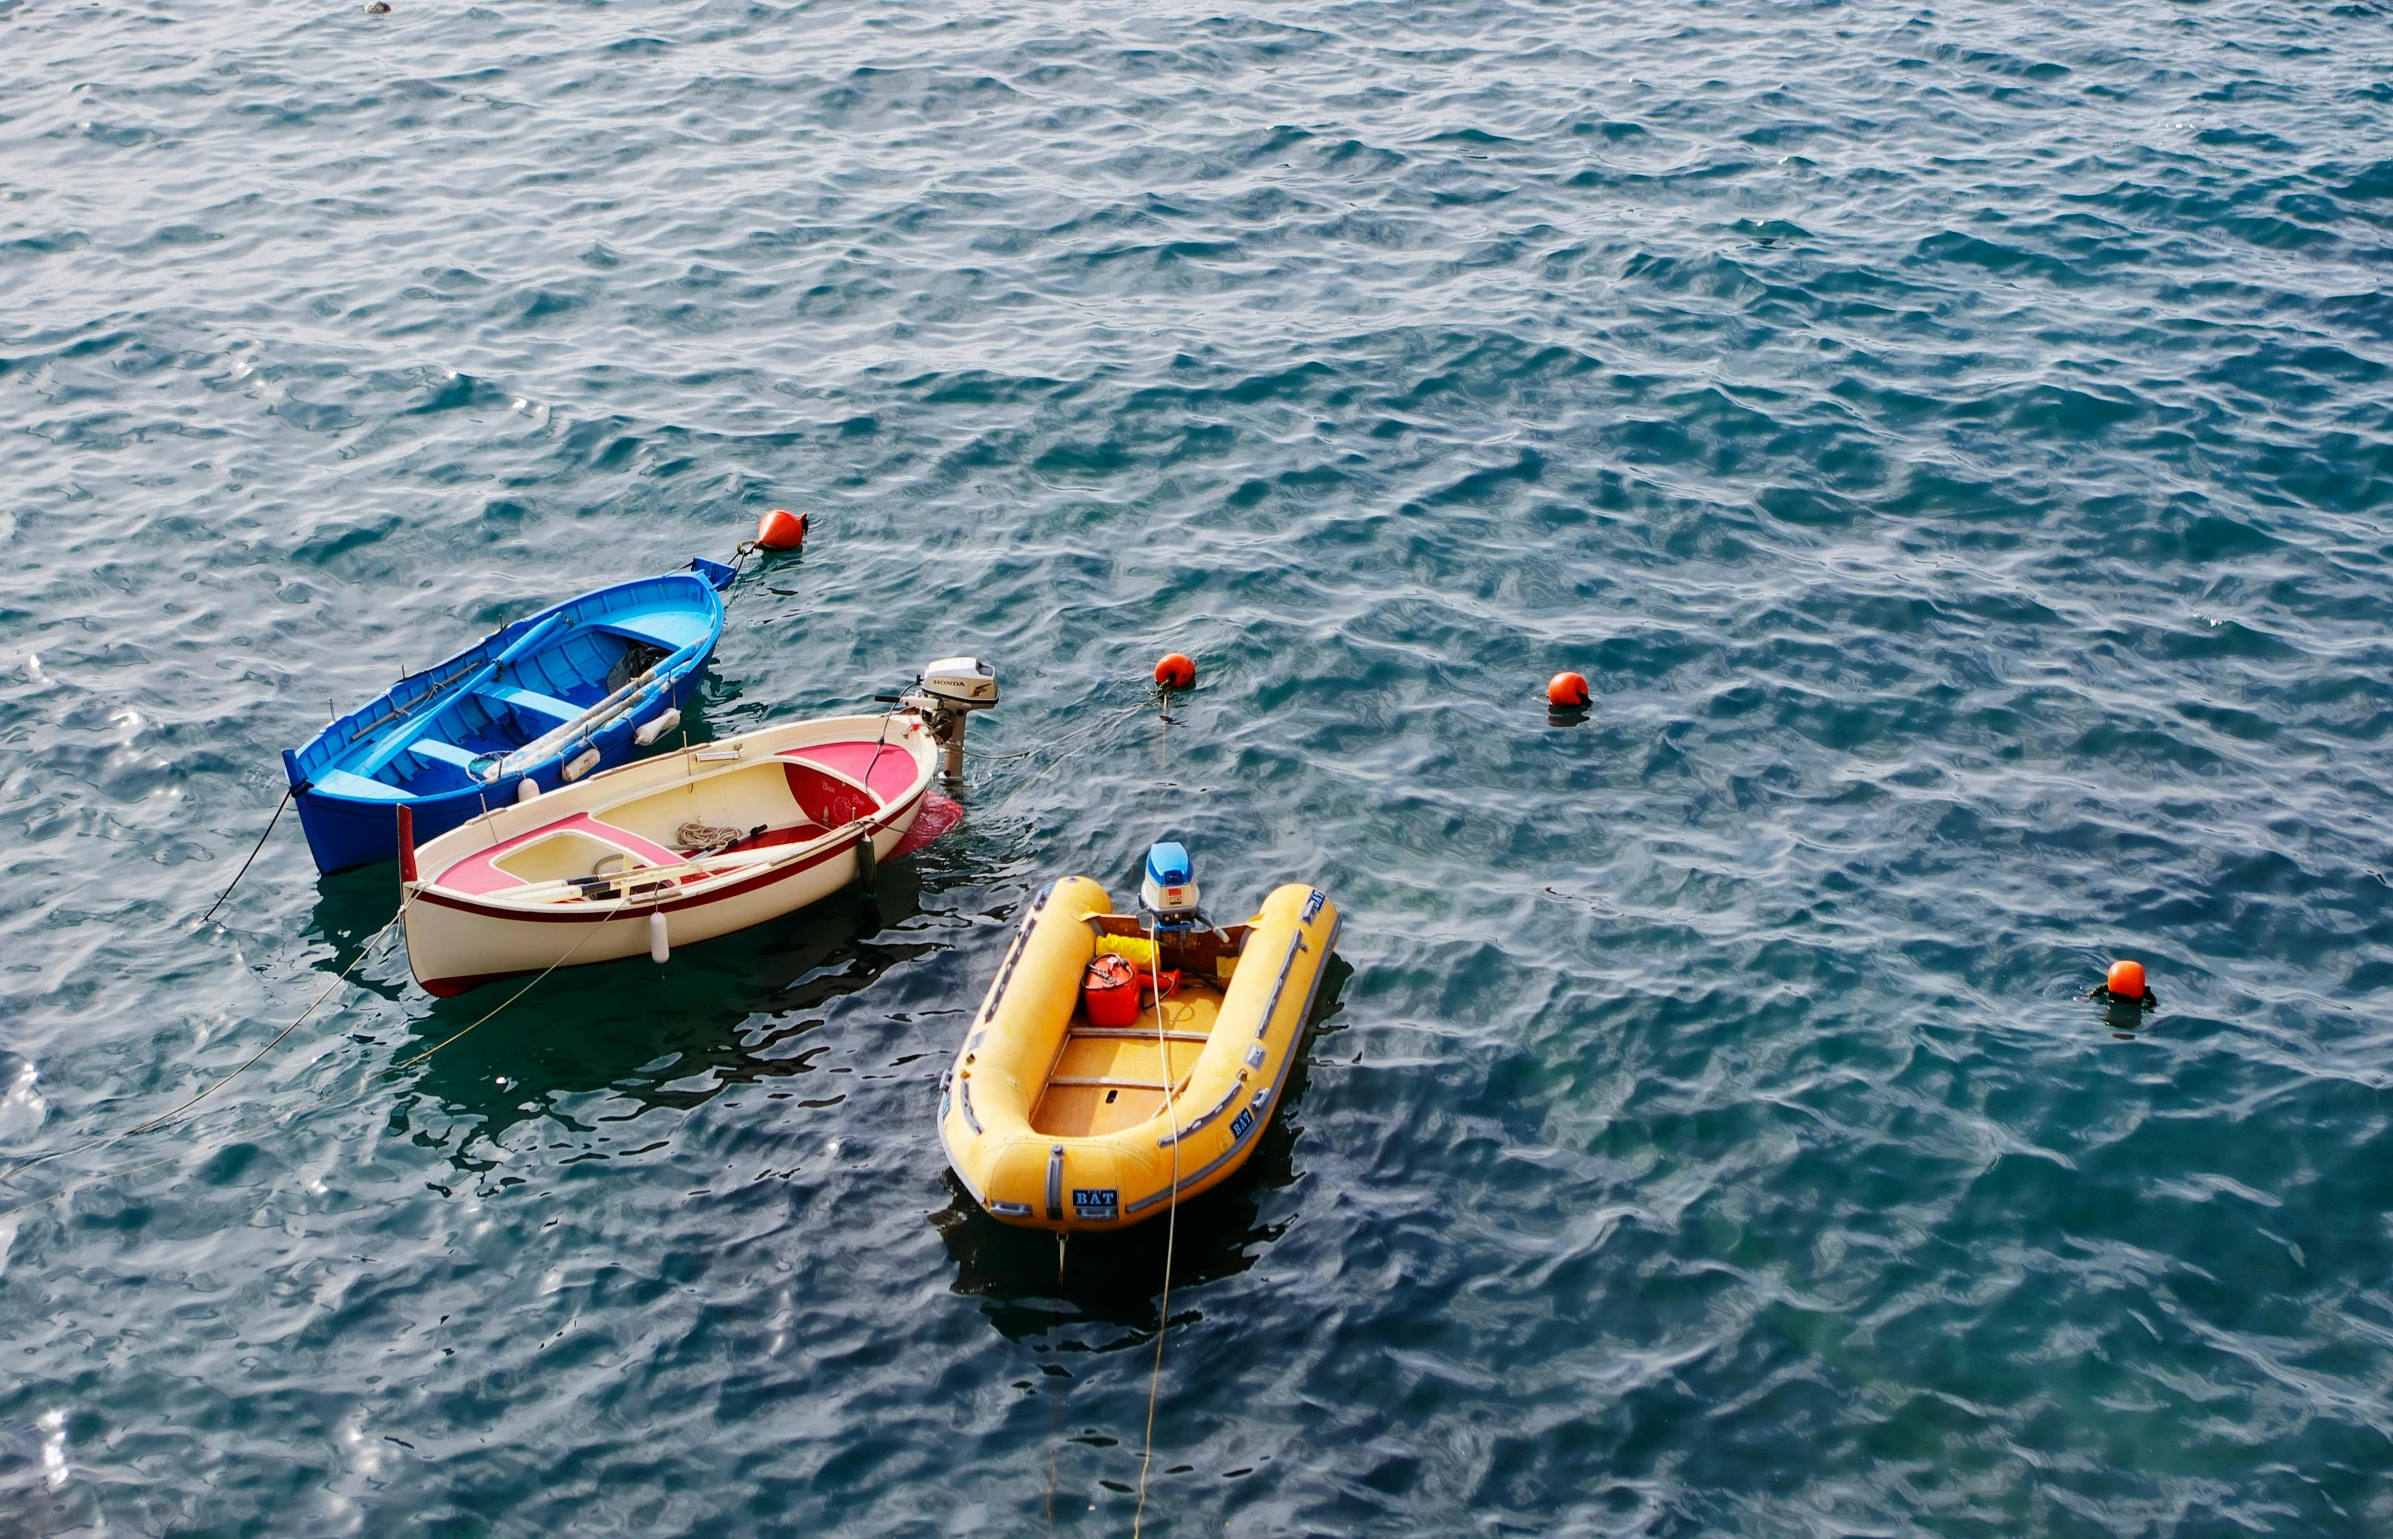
[1049, 1075, 1181, 1091]
[1029, 980, 1226, 1138]
[1069, 1028, 1209, 1042]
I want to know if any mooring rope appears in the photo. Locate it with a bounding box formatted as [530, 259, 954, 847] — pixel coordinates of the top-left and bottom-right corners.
[1046, 1230, 1069, 1538]
[1131, 913, 1183, 1539]
[967, 704, 1140, 764]
[718, 542, 758, 608]
[381, 889, 635, 1074]
[0, 889, 633, 1221]
[198, 784, 296, 928]
[129, 903, 409, 1138]
[1, 899, 411, 1182]
[1007, 706, 1149, 799]
[17, 541, 767, 1215]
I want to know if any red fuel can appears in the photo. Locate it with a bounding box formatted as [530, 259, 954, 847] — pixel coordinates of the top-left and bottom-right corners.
[1083, 953, 1141, 1027]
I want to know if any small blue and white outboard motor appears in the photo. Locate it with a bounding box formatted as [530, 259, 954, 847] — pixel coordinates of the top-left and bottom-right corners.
[1140, 841, 1209, 930]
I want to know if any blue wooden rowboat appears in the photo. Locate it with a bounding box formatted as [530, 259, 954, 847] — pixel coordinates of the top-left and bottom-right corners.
[284, 558, 737, 874]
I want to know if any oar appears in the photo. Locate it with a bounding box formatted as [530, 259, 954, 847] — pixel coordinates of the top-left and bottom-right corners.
[473, 819, 868, 906]
[352, 612, 573, 779]
[482, 632, 707, 783]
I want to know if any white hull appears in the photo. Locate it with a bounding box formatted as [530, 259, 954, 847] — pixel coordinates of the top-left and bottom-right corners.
[399, 714, 936, 994]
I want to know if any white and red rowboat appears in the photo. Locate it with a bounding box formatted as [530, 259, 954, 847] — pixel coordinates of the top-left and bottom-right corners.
[398, 712, 940, 996]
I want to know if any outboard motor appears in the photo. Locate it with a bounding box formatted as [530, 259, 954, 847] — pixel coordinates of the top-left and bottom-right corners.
[903, 656, 999, 778]
[1140, 841, 1208, 930]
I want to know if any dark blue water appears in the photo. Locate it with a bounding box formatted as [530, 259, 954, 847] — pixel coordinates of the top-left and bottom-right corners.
[6, 0, 2393, 1531]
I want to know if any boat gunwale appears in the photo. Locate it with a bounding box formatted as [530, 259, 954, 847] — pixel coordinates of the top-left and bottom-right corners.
[290, 566, 728, 799]
[1121, 909, 1341, 1214]
[407, 714, 933, 923]
[964, 890, 1332, 1156]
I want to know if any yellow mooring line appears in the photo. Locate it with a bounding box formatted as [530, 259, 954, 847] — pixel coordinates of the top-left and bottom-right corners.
[1131, 916, 1183, 1539]
[0, 888, 631, 1222]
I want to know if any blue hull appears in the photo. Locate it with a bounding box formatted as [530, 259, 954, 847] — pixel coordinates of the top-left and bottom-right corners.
[286, 558, 736, 874]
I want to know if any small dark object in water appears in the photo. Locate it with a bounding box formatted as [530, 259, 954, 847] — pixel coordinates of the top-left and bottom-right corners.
[365, 2, 390, 12]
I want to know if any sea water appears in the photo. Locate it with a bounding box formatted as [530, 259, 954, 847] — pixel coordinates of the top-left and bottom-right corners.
[4, 1, 2392, 1532]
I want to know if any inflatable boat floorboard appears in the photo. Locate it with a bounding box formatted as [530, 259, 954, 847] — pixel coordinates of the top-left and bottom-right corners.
[1033, 983, 1223, 1137]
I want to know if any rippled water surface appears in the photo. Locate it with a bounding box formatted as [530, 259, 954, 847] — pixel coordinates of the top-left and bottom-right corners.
[6, 0, 2393, 1532]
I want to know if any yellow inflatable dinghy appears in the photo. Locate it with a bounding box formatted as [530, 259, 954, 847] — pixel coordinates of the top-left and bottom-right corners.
[939, 847, 1339, 1232]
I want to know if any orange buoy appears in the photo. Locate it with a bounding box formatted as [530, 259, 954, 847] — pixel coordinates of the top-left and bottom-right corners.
[2107, 959, 2146, 1000]
[1547, 671, 1591, 710]
[755, 508, 808, 551]
[1154, 653, 1196, 691]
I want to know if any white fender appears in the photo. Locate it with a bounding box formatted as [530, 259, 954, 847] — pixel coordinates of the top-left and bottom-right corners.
[634, 708, 681, 747]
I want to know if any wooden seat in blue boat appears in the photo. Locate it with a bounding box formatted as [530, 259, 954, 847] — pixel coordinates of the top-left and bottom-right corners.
[309, 767, 408, 800]
[593, 604, 713, 652]
[408, 739, 486, 773]
[479, 682, 583, 722]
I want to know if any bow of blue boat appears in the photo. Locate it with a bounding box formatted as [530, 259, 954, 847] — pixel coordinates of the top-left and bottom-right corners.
[287, 558, 736, 874]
